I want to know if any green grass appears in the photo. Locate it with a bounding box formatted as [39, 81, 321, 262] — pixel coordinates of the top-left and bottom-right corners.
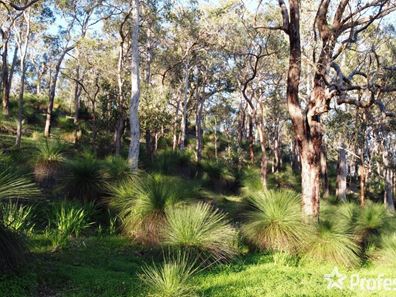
[1, 234, 396, 297]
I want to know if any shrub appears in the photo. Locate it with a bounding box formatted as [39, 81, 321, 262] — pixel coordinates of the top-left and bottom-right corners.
[34, 140, 64, 188]
[0, 201, 35, 233]
[303, 220, 360, 267]
[102, 155, 131, 183]
[151, 150, 194, 176]
[0, 168, 39, 272]
[62, 154, 104, 201]
[162, 202, 238, 261]
[140, 252, 198, 297]
[355, 202, 391, 242]
[376, 234, 396, 266]
[240, 167, 263, 196]
[242, 190, 309, 253]
[50, 202, 93, 249]
[0, 224, 26, 273]
[109, 173, 192, 245]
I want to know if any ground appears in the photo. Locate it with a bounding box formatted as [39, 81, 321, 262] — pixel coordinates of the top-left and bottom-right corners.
[1, 235, 395, 297]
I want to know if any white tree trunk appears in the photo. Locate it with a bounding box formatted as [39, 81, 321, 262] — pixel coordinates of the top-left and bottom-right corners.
[336, 145, 347, 202]
[180, 61, 189, 150]
[128, 0, 141, 171]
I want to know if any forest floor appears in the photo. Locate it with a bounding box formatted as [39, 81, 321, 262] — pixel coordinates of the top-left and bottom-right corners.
[1, 235, 395, 297]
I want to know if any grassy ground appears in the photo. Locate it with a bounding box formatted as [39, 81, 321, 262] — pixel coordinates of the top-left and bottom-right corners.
[1, 235, 395, 297]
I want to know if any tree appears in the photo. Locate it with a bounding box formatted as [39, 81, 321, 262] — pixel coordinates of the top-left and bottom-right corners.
[262, 0, 396, 220]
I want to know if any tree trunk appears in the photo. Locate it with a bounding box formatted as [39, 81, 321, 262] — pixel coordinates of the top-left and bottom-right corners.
[44, 49, 70, 137]
[114, 117, 124, 155]
[15, 60, 27, 147]
[73, 66, 81, 124]
[180, 61, 189, 150]
[358, 163, 367, 207]
[300, 143, 321, 219]
[128, 0, 141, 171]
[248, 114, 254, 163]
[336, 145, 347, 202]
[214, 117, 218, 161]
[257, 119, 267, 189]
[172, 95, 181, 151]
[384, 168, 395, 212]
[145, 128, 152, 159]
[1, 36, 10, 116]
[195, 97, 204, 162]
[320, 144, 330, 198]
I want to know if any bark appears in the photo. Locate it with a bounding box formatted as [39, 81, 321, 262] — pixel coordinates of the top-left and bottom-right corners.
[1, 35, 10, 116]
[273, 133, 281, 173]
[320, 143, 329, 198]
[358, 162, 367, 207]
[248, 114, 254, 163]
[195, 96, 204, 162]
[114, 117, 124, 155]
[128, 0, 141, 171]
[257, 118, 267, 189]
[237, 100, 246, 146]
[73, 66, 82, 124]
[214, 116, 218, 160]
[145, 128, 152, 158]
[15, 11, 30, 147]
[180, 61, 189, 150]
[336, 145, 347, 202]
[172, 95, 181, 151]
[384, 168, 395, 212]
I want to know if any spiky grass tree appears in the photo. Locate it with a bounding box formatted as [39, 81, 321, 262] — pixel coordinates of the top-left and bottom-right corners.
[140, 252, 199, 297]
[303, 220, 360, 267]
[34, 140, 64, 188]
[62, 154, 104, 202]
[162, 202, 238, 261]
[109, 173, 191, 245]
[0, 168, 39, 272]
[242, 190, 310, 253]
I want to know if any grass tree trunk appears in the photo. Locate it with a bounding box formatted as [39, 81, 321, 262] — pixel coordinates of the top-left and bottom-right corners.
[336, 145, 347, 202]
[128, 0, 141, 171]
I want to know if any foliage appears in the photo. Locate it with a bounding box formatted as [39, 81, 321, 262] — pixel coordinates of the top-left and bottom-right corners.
[242, 190, 309, 253]
[0, 224, 26, 273]
[0, 168, 40, 200]
[109, 173, 194, 245]
[151, 150, 194, 176]
[162, 202, 238, 261]
[101, 155, 131, 183]
[303, 220, 360, 267]
[50, 202, 93, 249]
[0, 201, 35, 233]
[62, 154, 104, 201]
[376, 233, 396, 266]
[140, 252, 199, 297]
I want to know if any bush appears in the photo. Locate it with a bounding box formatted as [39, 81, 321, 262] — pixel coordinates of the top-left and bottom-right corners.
[162, 202, 238, 261]
[62, 154, 104, 201]
[50, 202, 93, 249]
[151, 150, 194, 176]
[0, 201, 35, 233]
[242, 190, 309, 253]
[376, 233, 396, 266]
[0, 168, 39, 272]
[102, 155, 131, 183]
[303, 220, 360, 267]
[109, 173, 193, 245]
[0, 224, 26, 273]
[34, 140, 64, 188]
[140, 252, 198, 297]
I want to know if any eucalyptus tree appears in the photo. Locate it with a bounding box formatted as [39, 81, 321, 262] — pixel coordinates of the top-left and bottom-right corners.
[43, 0, 104, 138]
[260, 0, 396, 220]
